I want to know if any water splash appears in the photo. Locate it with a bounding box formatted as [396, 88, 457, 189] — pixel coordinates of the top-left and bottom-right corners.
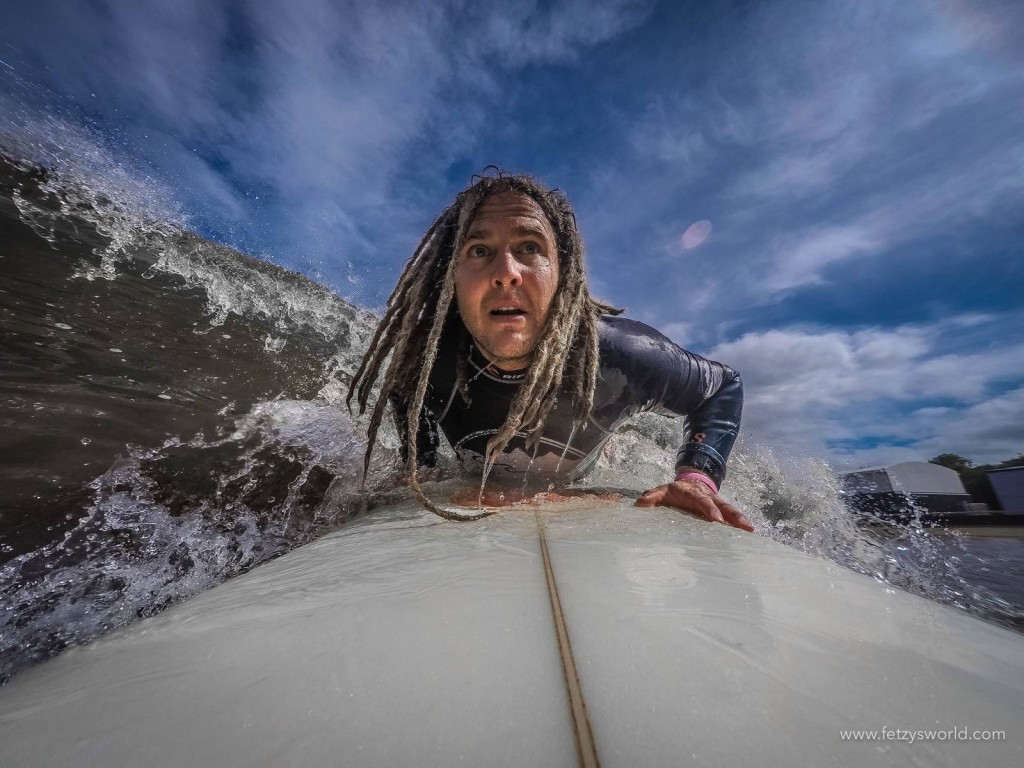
[0, 401, 403, 681]
[585, 413, 1023, 633]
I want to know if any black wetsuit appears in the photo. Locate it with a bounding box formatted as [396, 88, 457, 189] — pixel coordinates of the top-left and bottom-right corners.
[395, 315, 742, 488]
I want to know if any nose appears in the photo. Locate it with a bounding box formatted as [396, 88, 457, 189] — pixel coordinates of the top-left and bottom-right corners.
[490, 248, 522, 287]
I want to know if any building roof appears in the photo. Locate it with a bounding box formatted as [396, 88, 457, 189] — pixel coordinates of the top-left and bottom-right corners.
[839, 461, 967, 495]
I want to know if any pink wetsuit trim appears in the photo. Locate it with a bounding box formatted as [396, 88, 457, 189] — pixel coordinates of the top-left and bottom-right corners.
[675, 471, 718, 494]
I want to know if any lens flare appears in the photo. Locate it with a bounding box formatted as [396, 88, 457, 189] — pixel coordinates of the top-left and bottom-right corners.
[680, 219, 712, 250]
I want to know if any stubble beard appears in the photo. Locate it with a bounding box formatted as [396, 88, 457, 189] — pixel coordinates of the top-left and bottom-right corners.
[461, 313, 540, 370]
[472, 331, 536, 369]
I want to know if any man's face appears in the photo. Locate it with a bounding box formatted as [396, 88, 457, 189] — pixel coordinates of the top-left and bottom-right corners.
[454, 192, 560, 370]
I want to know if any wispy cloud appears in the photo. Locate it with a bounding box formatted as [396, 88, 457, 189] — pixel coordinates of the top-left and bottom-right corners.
[1, 0, 651, 301]
[579, 0, 1024, 332]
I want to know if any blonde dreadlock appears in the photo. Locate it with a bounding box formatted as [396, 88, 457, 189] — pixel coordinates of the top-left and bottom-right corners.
[347, 172, 620, 520]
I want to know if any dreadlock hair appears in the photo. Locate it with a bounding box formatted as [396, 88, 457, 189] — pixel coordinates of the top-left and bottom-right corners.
[347, 171, 621, 521]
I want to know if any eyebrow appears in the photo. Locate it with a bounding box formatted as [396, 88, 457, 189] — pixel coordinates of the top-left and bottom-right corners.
[465, 224, 550, 242]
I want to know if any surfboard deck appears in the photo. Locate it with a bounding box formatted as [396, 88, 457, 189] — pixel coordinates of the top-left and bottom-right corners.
[1, 499, 1021, 766]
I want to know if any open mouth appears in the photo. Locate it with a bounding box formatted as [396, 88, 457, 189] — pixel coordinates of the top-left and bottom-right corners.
[490, 307, 527, 317]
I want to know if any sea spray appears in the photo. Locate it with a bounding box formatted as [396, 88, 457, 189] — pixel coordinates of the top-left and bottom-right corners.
[1, 139, 1019, 683]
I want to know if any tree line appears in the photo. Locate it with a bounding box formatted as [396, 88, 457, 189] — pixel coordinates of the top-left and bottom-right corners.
[929, 452, 1024, 510]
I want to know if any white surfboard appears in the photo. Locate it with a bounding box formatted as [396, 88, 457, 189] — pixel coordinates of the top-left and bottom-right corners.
[1, 499, 1021, 767]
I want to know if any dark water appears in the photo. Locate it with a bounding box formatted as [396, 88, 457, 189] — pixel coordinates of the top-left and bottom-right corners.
[1, 148, 1022, 684]
[0, 152, 395, 679]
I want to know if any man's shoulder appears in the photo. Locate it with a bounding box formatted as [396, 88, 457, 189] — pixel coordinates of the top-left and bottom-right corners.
[597, 313, 678, 360]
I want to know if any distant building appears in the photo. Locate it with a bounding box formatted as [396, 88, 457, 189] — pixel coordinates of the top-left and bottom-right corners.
[987, 467, 1024, 512]
[839, 461, 972, 519]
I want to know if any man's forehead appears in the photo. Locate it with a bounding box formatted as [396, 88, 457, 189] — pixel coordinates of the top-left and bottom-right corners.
[469, 192, 554, 231]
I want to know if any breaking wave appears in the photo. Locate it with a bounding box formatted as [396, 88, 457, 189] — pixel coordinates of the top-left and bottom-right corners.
[1, 117, 1020, 682]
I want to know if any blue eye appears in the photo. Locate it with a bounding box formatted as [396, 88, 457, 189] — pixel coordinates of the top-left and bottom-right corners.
[520, 242, 539, 255]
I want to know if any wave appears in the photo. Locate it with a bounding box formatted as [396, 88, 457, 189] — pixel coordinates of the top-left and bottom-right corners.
[1, 142, 1020, 682]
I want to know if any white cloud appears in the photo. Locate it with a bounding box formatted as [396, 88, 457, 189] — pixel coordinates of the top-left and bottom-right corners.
[628, 99, 710, 166]
[756, 225, 880, 293]
[460, 0, 653, 63]
[659, 321, 693, 345]
[828, 387, 1024, 469]
[707, 315, 1024, 467]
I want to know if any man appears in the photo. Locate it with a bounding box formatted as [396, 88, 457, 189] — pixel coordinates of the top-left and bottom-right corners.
[348, 173, 752, 532]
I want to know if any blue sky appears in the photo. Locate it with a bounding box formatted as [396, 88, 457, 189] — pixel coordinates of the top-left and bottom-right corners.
[2, 0, 1022, 470]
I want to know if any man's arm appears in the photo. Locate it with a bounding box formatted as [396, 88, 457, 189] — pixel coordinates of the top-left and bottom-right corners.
[662, 361, 742, 488]
[599, 317, 751, 531]
[637, 362, 752, 532]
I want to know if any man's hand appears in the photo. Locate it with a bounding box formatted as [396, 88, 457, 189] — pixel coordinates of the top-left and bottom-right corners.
[636, 479, 754, 532]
